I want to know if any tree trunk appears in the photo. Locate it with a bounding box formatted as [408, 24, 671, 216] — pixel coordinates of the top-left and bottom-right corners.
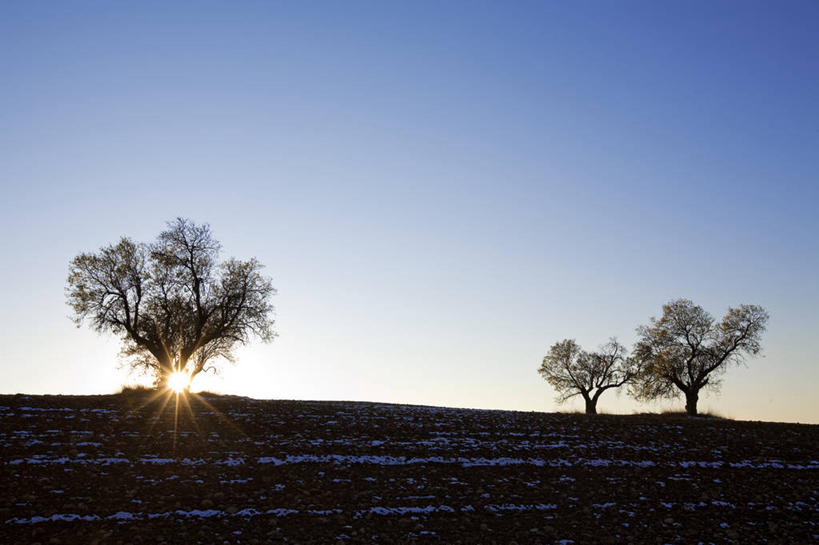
[156, 369, 171, 390]
[685, 390, 699, 416]
[584, 396, 597, 415]
[189, 365, 203, 387]
[151, 353, 173, 390]
[156, 360, 180, 391]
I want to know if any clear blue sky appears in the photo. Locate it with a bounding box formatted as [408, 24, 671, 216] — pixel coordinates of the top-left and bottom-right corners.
[1, 1, 817, 422]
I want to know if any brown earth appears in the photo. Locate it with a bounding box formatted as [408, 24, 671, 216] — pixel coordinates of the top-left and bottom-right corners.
[1, 392, 817, 544]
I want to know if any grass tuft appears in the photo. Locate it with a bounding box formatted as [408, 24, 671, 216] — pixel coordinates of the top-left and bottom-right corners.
[119, 384, 156, 395]
[642, 410, 730, 419]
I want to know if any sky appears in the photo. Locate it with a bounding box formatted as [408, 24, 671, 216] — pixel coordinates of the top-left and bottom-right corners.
[1, 1, 817, 423]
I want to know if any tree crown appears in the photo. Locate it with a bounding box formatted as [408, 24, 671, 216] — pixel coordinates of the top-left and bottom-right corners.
[631, 298, 768, 400]
[66, 218, 276, 386]
[538, 338, 635, 404]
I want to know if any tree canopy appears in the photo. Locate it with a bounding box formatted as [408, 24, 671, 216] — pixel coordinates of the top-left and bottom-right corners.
[631, 298, 769, 415]
[66, 218, 276, 389]
[538, 338, 635, 414]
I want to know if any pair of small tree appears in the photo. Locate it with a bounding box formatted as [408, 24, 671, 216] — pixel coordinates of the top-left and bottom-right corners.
[538, 300, 769, 416]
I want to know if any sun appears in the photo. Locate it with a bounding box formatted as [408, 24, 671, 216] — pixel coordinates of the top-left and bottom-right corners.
[167, 371, 190, 394]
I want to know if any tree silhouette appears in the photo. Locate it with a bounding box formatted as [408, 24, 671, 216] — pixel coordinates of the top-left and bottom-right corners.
[538, 338, 635, 414]
[66, 218, 276, 389]
[631, 299, 769, 415]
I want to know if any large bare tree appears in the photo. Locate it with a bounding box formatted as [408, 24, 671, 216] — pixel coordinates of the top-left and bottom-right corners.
[538, 338, 635, 414]
[631, 299, 769, 415]
[66, 218, 276, 389]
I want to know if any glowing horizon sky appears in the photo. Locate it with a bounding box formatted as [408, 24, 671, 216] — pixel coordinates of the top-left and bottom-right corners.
[1, 2, 817, 423]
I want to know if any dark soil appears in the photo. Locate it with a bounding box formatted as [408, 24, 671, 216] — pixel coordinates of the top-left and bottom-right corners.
[1, 392, 817, 544]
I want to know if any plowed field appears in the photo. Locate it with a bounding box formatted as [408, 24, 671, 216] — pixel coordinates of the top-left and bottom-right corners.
[1, 393, 817, 544]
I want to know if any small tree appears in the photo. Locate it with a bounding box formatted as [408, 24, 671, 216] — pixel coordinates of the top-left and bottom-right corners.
[631, 299, 769, 416]
[66, 218, 276, 390]
[538, 338, 635, 414]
